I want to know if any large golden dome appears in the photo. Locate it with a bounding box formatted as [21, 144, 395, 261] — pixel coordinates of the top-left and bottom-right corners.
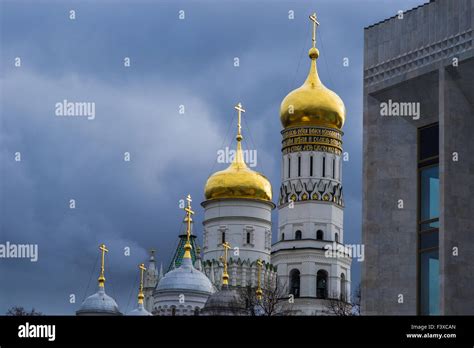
[204, 104, 272, 202]
[280, 46, 346, 130]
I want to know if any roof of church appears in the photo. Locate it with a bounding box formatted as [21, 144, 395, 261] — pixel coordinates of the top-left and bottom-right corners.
[76, 286, 122, 316]
[157, 257, 215, 295]
[127, 303, 152, 316]
[202, 285, 248, 315]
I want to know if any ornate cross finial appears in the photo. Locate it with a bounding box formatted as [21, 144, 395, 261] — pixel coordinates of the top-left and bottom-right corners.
[309, 12, 320, 48]
[183, 194, 195, 259]
[234, 102, 246, 141]
[220, 242, 232, 286]
[138, 263, 146, 304]
[98, 243, 109, 288]
[256, 259, 264, 300]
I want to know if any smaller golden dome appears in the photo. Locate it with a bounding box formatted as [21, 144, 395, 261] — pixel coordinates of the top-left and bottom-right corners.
[204, 103, 272, 202]
[280, 17, 346, 130]
[204, 141, 272, 202]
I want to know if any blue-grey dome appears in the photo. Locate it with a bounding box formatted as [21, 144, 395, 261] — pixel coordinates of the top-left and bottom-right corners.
[202, 285, 248, 316]
[156, 257, 215, 295]
[76, 286, 122, 316]
[127, 303, 152, 316]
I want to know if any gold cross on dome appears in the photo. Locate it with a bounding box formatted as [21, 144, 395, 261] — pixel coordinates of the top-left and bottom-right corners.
[221, 241, 232, 285]
[234, 102, 246, 141]
[183, 194, 195, 259]
[222, 241, 231, 258]
[309, 12, 320, 48]
[184, 194, 194, 241]
[98, 243, 109, 287]
[137, 263, 147, 304]
[139, 263, 146, 292]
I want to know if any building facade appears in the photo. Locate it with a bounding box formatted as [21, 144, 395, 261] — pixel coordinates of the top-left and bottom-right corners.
[362, 0, 474, 315]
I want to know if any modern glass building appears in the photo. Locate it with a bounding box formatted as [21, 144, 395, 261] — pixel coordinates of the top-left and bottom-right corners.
[362, 0, 474, 315]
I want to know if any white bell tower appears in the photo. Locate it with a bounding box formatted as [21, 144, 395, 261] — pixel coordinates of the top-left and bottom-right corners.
[271, 12, 352, 315]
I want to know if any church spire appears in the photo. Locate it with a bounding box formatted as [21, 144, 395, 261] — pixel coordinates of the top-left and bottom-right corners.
[98, 243, 108, 288]
[137, 263, 146, 305]
[232, 102, 247, 168]
[280, 11, 345, 130]
[220, 242, 231, 287]
[183, 194, 194, 260]
[306, 12, 322, 86]
[309, 12, 320, 49]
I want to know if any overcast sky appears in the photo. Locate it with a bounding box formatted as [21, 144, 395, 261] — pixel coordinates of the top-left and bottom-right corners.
[0, 0, 427, 314]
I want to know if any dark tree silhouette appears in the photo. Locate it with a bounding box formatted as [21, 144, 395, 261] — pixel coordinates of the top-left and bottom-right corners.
[238, 279, 294, 316]
[6, 306, 43, 316]
[324, 283, 361, 316]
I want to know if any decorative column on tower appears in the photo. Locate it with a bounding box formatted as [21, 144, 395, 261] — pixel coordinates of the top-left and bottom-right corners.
[202, 103, 276, 288]
[271, 12, 352, 315]
[143, 249, 158, 313]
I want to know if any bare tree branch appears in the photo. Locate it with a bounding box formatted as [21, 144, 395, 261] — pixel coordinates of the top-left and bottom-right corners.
[6, 306, 43, 316]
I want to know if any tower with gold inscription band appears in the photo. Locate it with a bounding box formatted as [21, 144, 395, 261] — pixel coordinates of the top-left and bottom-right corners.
[271, 12, 352, 315]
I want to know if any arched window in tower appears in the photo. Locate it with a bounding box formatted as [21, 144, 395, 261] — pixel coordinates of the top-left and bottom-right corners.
[322, 156, 326, 177]
[222, 232, 226, 244]
[340, 273, 347, 301]
[194, 307, 200, 316]
[317, 270, 328, 299]
[288, 156, 291, 178]
[171, 306, 176, 316]
[310, 155, 314, 176]
[281, 233, 285, 241]
[335, 232, 339, 243]
[333, 157, 336, 179]
[295, 230, 302, 240]
[298, 156, 301, 177]
[289, 269, 300, 298]
[246, 232, 251, 244]
[317, 230, 324, 240]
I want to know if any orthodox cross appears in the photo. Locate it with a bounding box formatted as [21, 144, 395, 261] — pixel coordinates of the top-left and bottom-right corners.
[183, 194, 194, 259]
[220, 242, 232, 286]
[138, 263, 146, 304]
[234, 102, 246, 141]
[98, 243, 108, 287]
[309, 12, 320, 48]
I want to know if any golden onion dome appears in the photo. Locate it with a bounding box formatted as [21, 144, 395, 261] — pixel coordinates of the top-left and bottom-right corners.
[204, 104, 272, 202]
[280, 18, 346, 130]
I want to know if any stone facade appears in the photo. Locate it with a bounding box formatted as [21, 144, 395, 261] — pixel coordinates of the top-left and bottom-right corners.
[201, 198, 274, 264]
[362, 0, 474, 315]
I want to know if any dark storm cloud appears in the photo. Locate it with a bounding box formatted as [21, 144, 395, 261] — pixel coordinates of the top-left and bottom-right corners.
[0, 0, 428, 314]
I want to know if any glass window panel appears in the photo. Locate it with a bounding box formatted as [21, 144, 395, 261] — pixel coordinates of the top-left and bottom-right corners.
[419, 125, 439, 160]
[420, 220, 439, 231]
[420, 250, 440, 315]
[420, 231, 439, 250]
[420, 166, 439, 221]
